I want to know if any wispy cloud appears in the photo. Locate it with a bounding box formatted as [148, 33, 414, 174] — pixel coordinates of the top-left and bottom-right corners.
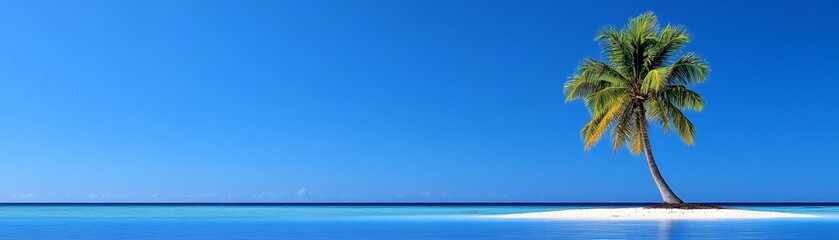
[88, 193, 113, 199]
[178, 193, 237, 199]
[297, 187, 310, 197]
[10, 193, 38, 198]
[419, 191, 431, 198]
[254, 192, 289, 198]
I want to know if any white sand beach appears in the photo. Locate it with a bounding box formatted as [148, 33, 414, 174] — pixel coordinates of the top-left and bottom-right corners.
[492, 208, 818, 220]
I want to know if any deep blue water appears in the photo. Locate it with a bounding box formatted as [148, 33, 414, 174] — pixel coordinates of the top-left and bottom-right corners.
[1, 203, 838, 239]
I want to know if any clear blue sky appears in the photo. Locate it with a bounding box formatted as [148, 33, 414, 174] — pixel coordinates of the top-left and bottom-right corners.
[1, 0, 837, 202]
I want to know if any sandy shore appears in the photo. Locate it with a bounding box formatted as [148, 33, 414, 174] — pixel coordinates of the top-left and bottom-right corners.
[492, 207, 818, 220]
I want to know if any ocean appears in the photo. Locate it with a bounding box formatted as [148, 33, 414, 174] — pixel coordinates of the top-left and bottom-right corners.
[1, 203, 838, 239]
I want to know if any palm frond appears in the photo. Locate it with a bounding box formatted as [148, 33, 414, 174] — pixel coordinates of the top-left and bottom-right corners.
[626, 11, 659, 45]
[625, 11, 659, 77]
[660, 85, 704, 111]
[610, 102, 640, 152]
[644, 98, 671, 133]
[628, 130, 644, 154]
[641, 66, 672, 93]
[666, 52, 709, 85]
[564, 77, 610, 102]
[658, 98, 697, 145]
[645, 24, 690, 70]
[595, 26, 634, 77]
[577, 58, 627, 85]
[582, 93, 629, 150]
[584, 87, 628, 117]
[564, 58, 627, 101]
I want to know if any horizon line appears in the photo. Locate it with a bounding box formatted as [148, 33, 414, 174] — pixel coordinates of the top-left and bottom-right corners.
[2, 202, 839, 206]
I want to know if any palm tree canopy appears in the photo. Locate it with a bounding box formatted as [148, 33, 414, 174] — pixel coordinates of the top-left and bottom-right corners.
[564, 12, 710, 154]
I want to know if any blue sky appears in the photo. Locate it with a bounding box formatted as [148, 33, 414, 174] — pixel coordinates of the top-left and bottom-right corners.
[0, 0, 837, 202]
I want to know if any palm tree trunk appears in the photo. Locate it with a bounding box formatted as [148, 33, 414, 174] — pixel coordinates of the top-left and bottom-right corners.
[639, 108, 685, 204]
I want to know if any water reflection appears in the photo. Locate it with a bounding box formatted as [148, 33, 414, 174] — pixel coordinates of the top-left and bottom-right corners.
[657, 220, 674, 240]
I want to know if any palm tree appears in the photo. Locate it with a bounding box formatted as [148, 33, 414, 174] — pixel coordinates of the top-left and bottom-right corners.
[564, 12, 709, 204]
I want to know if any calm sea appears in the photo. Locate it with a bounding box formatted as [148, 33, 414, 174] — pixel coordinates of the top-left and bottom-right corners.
[1, 203, 838, 239]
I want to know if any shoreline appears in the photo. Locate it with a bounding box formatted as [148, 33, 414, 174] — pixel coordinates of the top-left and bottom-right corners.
[491, 207, 819, 220]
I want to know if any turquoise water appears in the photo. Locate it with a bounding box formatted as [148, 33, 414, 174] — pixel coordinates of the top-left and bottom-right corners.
[1, 204, 838, 239]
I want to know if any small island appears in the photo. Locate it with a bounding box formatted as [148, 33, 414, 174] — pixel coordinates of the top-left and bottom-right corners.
[492, 207, 818, 220]
[550, 12, 821, 219]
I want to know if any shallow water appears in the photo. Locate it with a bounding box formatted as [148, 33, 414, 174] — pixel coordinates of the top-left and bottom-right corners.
[1, 204, 838, 239]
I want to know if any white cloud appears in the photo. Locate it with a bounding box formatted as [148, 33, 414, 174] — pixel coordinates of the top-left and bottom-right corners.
[179, 193, 222, 199]
[89, 194, 113, 199]
[419, 191, 431, 198]
[10, 193, 38, 198]
[297, 187, 310, 197]
[254, 192, 292, 198]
